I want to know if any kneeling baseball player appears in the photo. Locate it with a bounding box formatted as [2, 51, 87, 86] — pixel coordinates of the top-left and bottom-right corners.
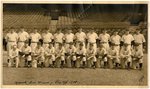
[76, 43, 86, 68]
[19, 41, 32, 68]
[44, 43, 55, 67]
[87, 43, 97, 69]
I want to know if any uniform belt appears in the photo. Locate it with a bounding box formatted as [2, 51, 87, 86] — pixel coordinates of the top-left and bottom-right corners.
[101, 42, 108, 44]
[43, 42, 50, 44]
[124, 43, 131, 45]
[66, 42, 73, 44]
[8, 41, 16, 42]
[88, 42, 96, 44]
[55, 42, 62, 44]
[134, 43, 142, 46]
[31, 42, 38, 43]
[18, 41, 25, 42]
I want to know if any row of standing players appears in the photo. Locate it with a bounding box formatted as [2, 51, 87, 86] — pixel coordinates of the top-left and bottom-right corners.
[5, 27, 146, 70]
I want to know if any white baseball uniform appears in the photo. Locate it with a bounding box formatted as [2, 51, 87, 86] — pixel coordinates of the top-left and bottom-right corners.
[30, 32, 41, 52]
[9, 48, 20, 67]
[18, 31, 29, 50]
[110, 35, 121, 53]
[99, 33, 110, 52]
[75, 32, 86, 48]
[108, 48, 119, 64]
[66, 45, 77, 61]
[87, 32, 98, 50]
[53, 33, 64, 49]
[33, 46, 45, 63]
[21, 45, 32, 61]
[42, 32, 53, 49]
[87, 47, 97, 62]
[64, 33, 74, 50]
[133, 33, 145, 50]
[121, 34, 134, 50]
[55, 46, 65, 61]
[5, 32, 18, 55]
[76, 47, 86, 62]
[45, 46, 55, 64]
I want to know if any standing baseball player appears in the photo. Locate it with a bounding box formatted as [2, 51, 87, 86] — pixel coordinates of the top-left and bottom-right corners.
[19, 41, 32, 68]
[97, 44, 107, 68]
[132, 46, 144, 70]
[64, 29, 75, 51]
[110, 31, 121, 53]
[30, 28, 41, 52]
[133, 28, 146, 51]
[74, 28, 86, 48]
[18, 27, 29, 50]
[55, 43, 65, 68]
[107, 45, 120, 69]
[65, 43, 76, 68]
[44, 43, 55, 68]
[76, 43, 86, 68]
[87, 29, 98, 51]
[42, 29, 54, 49]
[31, 42, 45, 68]
[121, 29, 134, 50]
[8, 45, 20, 68]
[99, 30, 110, 52]
[53, 29, 64, 49]
[5, 27, 18, 61]
[120, 44, 132, 69]
[87, 43, 97, 69]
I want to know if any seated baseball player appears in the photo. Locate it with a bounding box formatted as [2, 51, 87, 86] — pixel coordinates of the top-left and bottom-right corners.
[120, 44, 132, 69]
[31, 42, 45, 68]
[107, 45, 120, 69]
[97, 44, 107, 68]
[8, 45, 20, 68]
[19, 41, 32, 68]
[44, 43, 55, 68]
[55, 43, 65, 68]
[76, 43, 86, 68]
[132, 46, 144, 70]
[65, 43, 76, 68]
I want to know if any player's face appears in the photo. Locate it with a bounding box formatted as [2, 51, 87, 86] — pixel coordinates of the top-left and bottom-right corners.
[114, 32, 118, 35]
[25, 43, 28, 47]
[21, 28, 24, 32]
[10, 29, 14, 33]
[68, 30, 72, 34]
[125, 31, 129, 35]
[34, 30, 37, 33]
[49, 44, 52, 48]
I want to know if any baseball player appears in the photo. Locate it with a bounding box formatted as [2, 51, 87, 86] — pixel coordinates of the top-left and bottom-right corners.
[99, 30, 110, 52]
[19, 41, 32, 68]
[64, 29, 75, 51]
[8, 45, 20, 68]
[120, 44, 132, 69]
[44, 43, 55, 68]
[133, 28, 146, 51]
[76, 43, 86, 68]
[87, 29, 98, 51]
[110, 31, 121, 53]
[97, 44, 107, 68]
[87, 43, 97, 69]
[55, 43, 65, 68]
[31, 42, 45, 68]
[18, 27, 29, 50]
[53, 29, 64, 49]
[5, 27, 18, 60]
[132, 46, 144, 70]
[74, 28, 86, 48]
[29, 28, 41, 52]
[65, 43, 76, 68]
[121, 29, 134, 50]
[42, 29, 54, 49]
[107, 45, 120, 69]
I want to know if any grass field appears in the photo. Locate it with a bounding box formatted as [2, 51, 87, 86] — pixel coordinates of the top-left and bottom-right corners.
[2, 51, 148, 86]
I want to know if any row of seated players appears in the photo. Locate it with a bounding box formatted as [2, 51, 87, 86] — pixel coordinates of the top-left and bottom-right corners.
[7, 41, 144, 70]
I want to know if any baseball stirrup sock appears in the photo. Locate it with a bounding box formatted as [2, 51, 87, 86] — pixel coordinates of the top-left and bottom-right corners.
[7, 59, 10, 63]
[52, 61, 55, 65]
[127, 62, 130, 68]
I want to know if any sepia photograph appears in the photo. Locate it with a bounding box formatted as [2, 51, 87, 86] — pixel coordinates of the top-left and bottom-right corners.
[2, 2, 148, 87]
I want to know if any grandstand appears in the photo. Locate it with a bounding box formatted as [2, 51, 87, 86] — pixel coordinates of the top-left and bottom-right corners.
[3, 4, 147, 32]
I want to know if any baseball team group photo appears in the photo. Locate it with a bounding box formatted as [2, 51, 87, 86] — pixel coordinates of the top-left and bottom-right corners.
[2, 3, 148, 86]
